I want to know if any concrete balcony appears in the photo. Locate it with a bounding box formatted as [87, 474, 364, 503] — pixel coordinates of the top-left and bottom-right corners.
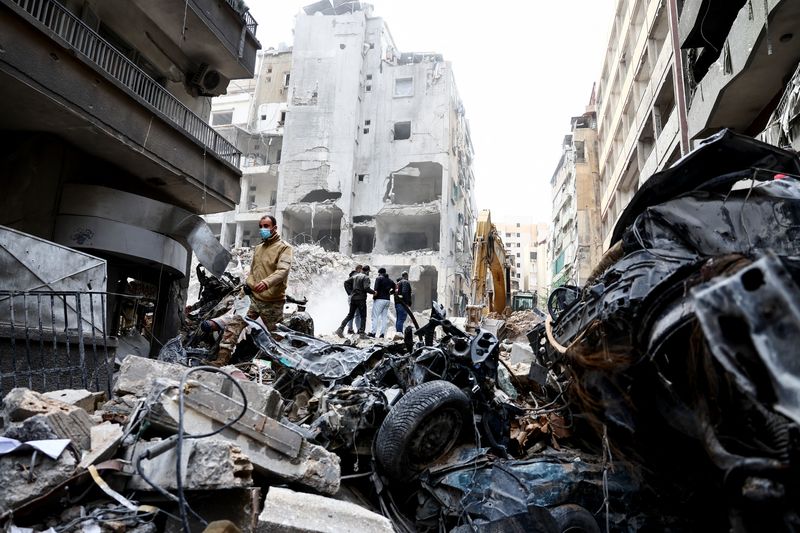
[684, 0, 800, 139]
[0, 0, 243, 213]
[95, 0, 260, 80]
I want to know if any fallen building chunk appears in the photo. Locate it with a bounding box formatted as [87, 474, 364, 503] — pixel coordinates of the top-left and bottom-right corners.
[257, 487, 393, 533]
[1, 388, 94, 451]
[509, 341, 535, 364]
[43, 389, 105, 413]
[128, 438, 253, 490]
[148, 379, 340, 495]
[78, 422, 123, 468]
[0, 447, 78, 518]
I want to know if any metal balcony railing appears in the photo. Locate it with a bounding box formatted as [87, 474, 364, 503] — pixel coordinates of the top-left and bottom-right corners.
[225, 0, 258, 37]
[9, 0, 242, 167]
[0, 291, 114, 397]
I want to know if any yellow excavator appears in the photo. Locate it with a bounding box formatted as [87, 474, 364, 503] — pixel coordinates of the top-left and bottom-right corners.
[466, 210, 511, 328]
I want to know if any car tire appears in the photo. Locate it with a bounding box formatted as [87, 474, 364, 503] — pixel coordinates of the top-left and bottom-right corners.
[549, 504, 601, 533]
[375, 380, 470, 482]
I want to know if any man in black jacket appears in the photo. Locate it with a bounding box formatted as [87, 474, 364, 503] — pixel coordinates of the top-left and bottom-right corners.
[343, 265, 363, 334]
[368, 267, 394, 338]
[394, 271, 413, 333]
[336, 266, 374, 337]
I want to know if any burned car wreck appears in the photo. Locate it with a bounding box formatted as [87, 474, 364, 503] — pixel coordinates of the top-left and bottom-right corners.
[531, 130, 800, 532]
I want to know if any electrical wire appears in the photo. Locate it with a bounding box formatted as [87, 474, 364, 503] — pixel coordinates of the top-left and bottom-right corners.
[176, 366, 249, 533]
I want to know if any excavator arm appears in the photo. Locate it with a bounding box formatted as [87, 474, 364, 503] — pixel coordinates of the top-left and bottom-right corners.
[470, 210, 510, 316]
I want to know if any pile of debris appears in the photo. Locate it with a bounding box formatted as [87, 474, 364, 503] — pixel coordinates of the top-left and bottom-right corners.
[5, 131, 798, 532]
[0, 355, 364, 532]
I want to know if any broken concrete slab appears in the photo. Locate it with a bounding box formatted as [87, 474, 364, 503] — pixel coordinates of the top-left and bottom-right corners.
[43, 389, 105, 413]
[78, 422, 123, 468]
[128, 438, 253, 490]
[0, 451, 78, 518]
[114, 355, 284, 419]
[510, 342, 535, 364]
[146, 379, 340, 494]
[257, 487, 394, 533]
[1, 388, 94, 451]
[114, 355, 225, 396]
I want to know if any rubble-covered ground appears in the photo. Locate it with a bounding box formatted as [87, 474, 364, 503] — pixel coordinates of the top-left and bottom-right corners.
[3, 131, 800, 532]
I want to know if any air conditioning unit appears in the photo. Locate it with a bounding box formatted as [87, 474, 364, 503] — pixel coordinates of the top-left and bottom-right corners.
[189, 64, 230, 97]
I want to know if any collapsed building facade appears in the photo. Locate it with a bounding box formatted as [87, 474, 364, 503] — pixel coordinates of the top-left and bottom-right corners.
[0, 0, 260, 388]
[274, 3, 477, 316]
[205, 46, 293, 249]
[549, 97, 603, 289]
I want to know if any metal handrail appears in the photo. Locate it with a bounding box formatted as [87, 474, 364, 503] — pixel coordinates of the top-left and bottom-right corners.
[10, 0, 242, 167]
[225, 0, 258, 37]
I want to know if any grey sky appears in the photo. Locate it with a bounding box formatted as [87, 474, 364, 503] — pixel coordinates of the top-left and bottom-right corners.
[247, 0, 614, 223]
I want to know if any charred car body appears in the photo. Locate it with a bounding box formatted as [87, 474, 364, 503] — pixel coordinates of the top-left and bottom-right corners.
[530, 130, 800, 531]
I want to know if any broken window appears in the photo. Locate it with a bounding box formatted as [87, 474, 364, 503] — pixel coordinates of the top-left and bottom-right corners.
[283, 205, 343, 252]
[393, 121, 411, 140]
[211, 110, 233, 126]
[394, 77, 413, 97]
[376, 213, 440, 253]
[299, 190, 342, 202]
[358, 174, 367, 182]
[363, 128, 369, 134]
[353, 226, 375, 253]
[386, 162, 442, 205]
[574, 140, 586, 163]
[283, 73, 290, 87]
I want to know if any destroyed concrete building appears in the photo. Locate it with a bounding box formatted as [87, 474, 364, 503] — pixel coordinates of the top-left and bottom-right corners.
[595, 0, 689, 248]
[274, 2, 478, 315]
[205, 46, 293, 248]
[549, 97, 603, 288]
[0, 0, 261, 387]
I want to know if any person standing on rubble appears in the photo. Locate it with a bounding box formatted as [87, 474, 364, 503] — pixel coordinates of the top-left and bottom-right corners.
[335, 265, 374, 338]
[344, 265, 364, 334]
[394, 271, 413, 334]
[207, 215, 292, 366]
[368, 267, 394, 338]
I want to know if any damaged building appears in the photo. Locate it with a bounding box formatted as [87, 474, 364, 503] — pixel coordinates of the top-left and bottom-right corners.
[0, 0, 261, 385]
[205, 46, 293, 248]
[679, 0, 800, 146]
[595, 0, 690, 248]
[275, 2, 477, 316]
[550, 96, 603, 288]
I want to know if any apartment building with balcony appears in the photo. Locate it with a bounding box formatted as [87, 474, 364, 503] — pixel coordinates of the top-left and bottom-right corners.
[550, 103, 603, 289]
[205, 46, 293, 248]
[0, 0, 260, 347]
[679, 1, 800, 143]
[273, 3, 477, 315]
[596, 0, 689, 248]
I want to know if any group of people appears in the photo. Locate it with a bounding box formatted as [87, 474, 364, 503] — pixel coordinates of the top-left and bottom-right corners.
[203, 214, 414, 366]
[335, 265, 413, 339]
